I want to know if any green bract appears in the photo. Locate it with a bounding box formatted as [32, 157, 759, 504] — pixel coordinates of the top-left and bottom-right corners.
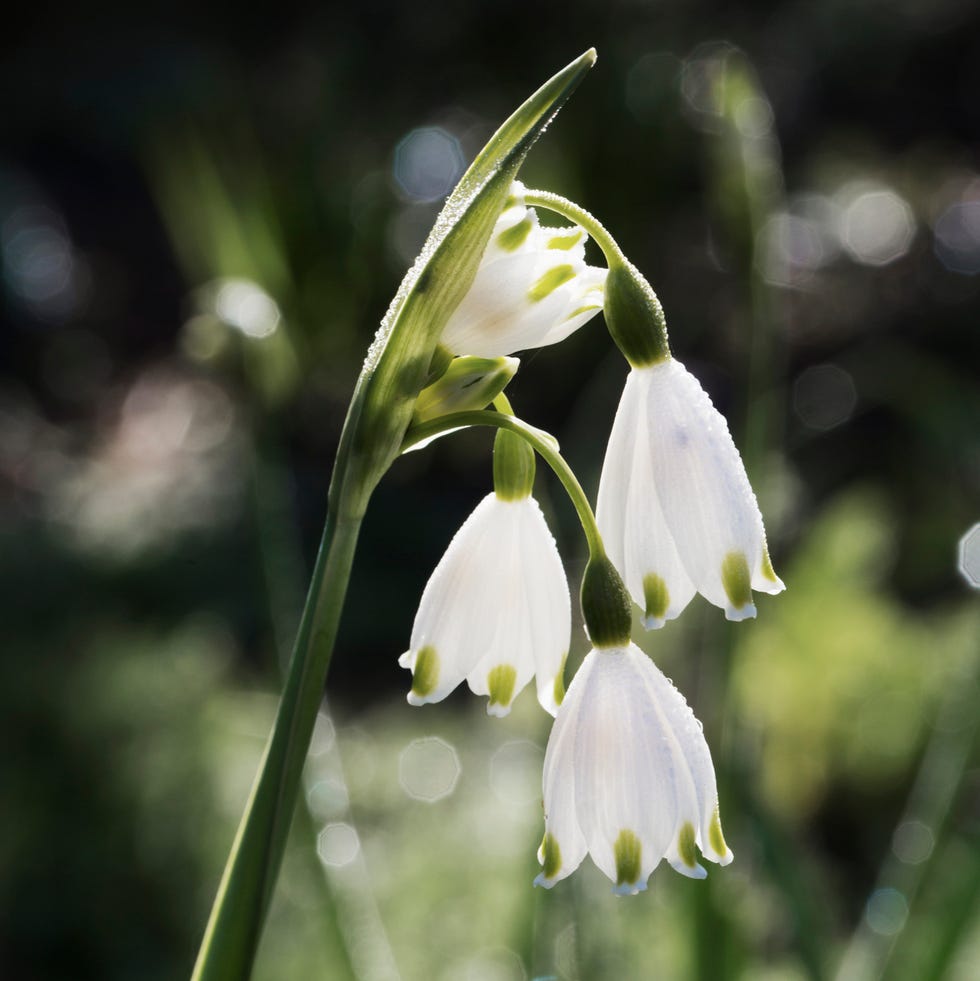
[412, 355, 519, 425]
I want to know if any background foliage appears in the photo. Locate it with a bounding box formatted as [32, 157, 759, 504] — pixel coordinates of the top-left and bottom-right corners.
[2, 2, 978, 979]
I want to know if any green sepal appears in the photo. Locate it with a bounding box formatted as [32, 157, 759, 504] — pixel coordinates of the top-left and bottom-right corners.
[412, 355, 519, 425]
[603, 257, 671, 368]
[493, 427, 536, 501]
[332, 50, 598, 520]
[580, 553, 633, 648]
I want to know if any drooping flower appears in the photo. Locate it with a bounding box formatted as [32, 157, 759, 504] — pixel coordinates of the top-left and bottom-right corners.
[597, 358, 784, 626]
[399, 491, 570, 717]
[534, 643, 733, 895]
[439, 183, 607, 358]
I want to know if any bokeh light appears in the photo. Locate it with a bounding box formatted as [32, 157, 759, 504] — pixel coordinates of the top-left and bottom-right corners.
[316, 822, 360, 868]
[398, 736, 460, 802]
[891, 820, 935, 865]
[933, 198, 980, 275]
[393, 126, 465, 203]
[792, 363, 858, 431]
[865, 888, 909, 937]
[488, 739, 543, 806]
[212, 278, 281, 338]
[1, 204, 83, 322]
[957, 522, 980, 588]
[839, 183, 915, 267]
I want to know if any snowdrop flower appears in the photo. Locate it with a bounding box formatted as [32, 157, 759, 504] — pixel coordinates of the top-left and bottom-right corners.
[597, 358, 784, 626]
[439, 183, 607, 358]
[399, 437, 570, 715]
[534, 642, 733, 895]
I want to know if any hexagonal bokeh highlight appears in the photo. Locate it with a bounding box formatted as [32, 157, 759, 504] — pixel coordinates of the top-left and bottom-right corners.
[957, 522, 980, 589]
[316, 822, 359, 868]
[393, 127, 464, 203]
[398, 736, 460, 802]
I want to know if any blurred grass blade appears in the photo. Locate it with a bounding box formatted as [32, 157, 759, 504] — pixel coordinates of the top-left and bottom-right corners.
[191, 49, 596, 981]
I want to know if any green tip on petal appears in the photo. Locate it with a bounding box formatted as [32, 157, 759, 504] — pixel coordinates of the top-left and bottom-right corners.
[540, 832, 562, 879]
[760, 547, 779, 583]
[546, 230, 583, 251]
[678, 822, 698, 869]
[487, 664, 517, 711]
[553, 653, 568, 707]
[527, 264, 576, 303]
[642, 573, 670, 624]
[614, 829, 642, 888]
[496, 215, 534, 252]
[411, 645, 439, 698]
[709, 808, 729, 859]
[721, 551, 752, 610]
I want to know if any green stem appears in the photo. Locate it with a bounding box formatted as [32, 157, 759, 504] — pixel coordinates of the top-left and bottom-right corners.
[522, 188, 626, 267]
[191, 500, 363, 981]
[524, 188, 671, 365]
[403, 410, 605, 560]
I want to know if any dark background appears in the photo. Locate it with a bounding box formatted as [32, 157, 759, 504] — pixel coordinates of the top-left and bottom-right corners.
[2, 3, 979, 979]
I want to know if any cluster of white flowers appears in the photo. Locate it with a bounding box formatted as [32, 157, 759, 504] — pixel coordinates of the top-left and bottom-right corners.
[399, 182, 782, 895]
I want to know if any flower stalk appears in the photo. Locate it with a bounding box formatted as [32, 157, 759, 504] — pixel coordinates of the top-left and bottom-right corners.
[191, 49, 598, 981]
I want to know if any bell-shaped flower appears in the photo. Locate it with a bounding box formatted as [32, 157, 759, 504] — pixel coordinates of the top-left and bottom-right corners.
[439, 183, 607, 358]
[534, 643, 733, 895]
[399, 491, 570, 717]
[597, 358, 784, 625]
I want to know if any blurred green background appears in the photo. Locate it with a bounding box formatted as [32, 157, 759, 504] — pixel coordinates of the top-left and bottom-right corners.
[2, 3, 979, 979]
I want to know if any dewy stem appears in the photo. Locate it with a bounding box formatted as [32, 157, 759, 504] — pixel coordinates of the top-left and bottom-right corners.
[403, 410, 605, 560]
[524, 188, 671, 366]
[522, 188, 626, 268]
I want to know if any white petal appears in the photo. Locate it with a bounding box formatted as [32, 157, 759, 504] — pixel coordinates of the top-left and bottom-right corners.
[403, 494, 517, 705]
[518, 500, 571, 716]
[640, 360, 769, 619]
[536, 651, 592, 888]
[537, 644, 732, 892]
[439, 188, 607, 358]
[571, 648, 671, 892]
[597, 371, 696, 628]
[404, 493, 571, 717]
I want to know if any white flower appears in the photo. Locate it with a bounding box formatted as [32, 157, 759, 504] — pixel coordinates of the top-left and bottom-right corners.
[534, 643, 733, 895]
[597, 358, 785, 625]
[439, 184, 607, 357]
[399, 492, 570, 716]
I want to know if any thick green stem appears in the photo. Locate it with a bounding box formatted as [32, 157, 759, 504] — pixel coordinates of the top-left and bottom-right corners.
[191, 502, 363, 981]
[403, 410, 605, 560]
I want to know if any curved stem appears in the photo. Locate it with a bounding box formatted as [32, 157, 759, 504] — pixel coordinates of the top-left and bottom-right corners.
[525, 188, 671, 365]
[403, 410, 605, 560]
[522, 188, 626, 268]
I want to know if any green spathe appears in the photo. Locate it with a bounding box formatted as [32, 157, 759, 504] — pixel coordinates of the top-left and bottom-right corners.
[191, 50, 598, 981]
[333, 49, 598, 521]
